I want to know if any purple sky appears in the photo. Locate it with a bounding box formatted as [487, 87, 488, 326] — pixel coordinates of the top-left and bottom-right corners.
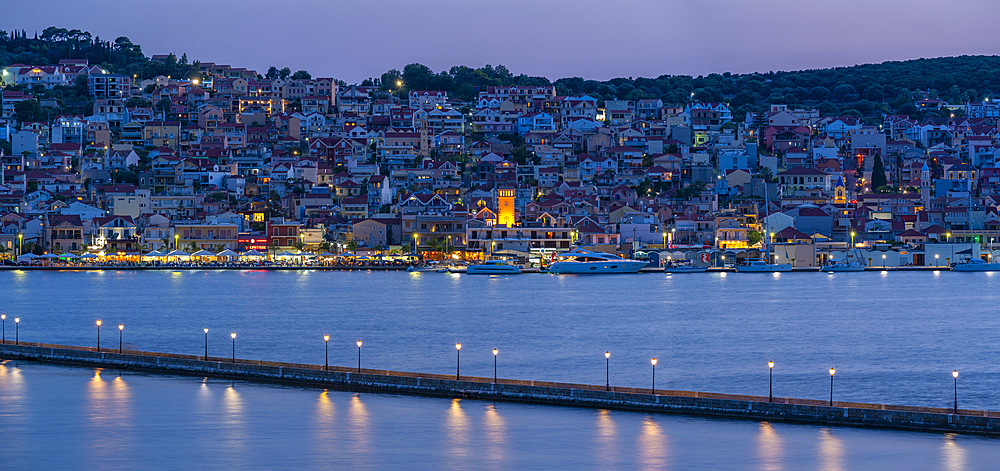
[7, 0, 1000, 83]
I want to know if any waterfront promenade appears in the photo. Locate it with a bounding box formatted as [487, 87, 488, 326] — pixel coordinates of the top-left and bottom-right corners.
[2, 340, 998, 436]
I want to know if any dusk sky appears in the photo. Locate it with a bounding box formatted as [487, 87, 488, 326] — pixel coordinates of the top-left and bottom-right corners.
[7, 0, 1000, 83]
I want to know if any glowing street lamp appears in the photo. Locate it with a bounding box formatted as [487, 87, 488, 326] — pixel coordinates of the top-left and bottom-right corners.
[230, 332, 236, 363]
[829, 367, 836, 406]
[455, 343, 462, 380]
[174, 234, 179, 249]
[118, 324, 124, 353]
[882, 254, 886, 269]
[768, 361, 774, 402]
[935, 254, 940, 267]
[356, 340, 362, 372]
[204, 328, 209, 360]
[324, 335, 330, 370]
[493, 348, 499, 383]
[1, 314, 5, 343]
[953, 370, 959, 414]
[605, 351, 611, 391]
[650, 358, 657, 394]
[96, 320, 102, 350]
[14, 317, 19, 345]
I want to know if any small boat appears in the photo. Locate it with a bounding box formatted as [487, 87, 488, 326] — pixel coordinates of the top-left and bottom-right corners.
[736, 260, 792, 273]
[406, 265, 438, 273]
[465, 260, 522, 275]
[664, 260, 708, 273]
[447, 265, 468, 273]
[822, 261, 865, 272]
[952, 258, 1000, 272]
[548, 249, 647, 274]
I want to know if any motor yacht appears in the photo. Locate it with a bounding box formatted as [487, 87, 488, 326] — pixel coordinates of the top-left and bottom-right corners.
[952, 258, 1000, 272]
[465, 260, 522, 275]
[663, 260, 708, 273]
[548, 249, 647, 274]
[821, 261, 865, 272]
[735, 260, 792, 273]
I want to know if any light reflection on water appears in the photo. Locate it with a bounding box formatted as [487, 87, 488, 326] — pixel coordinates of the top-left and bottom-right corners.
[757, 421, 783, 471]
[0, 363, 998, 470]
[818, 428, 844, 471]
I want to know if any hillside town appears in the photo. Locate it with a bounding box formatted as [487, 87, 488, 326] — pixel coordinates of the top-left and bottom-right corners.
[2, 56, 1000, 268]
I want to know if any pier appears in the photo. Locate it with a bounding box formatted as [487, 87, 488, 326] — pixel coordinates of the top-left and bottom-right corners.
[2, 341, 998, 436]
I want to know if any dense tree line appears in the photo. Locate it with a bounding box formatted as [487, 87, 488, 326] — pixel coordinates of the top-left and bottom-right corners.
[378, 56, 1000, 122]
[5, 27, 1000, 123]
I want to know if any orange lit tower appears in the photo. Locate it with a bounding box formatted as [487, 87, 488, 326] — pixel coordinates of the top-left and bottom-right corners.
[496, 188, 516, 227]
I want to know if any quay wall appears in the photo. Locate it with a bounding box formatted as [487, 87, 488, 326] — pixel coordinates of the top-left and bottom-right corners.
[0, 266, 406, 271]
[2, 341, 998, 436]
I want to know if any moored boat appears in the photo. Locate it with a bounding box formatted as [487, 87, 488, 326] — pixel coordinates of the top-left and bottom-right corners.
[548, 249, 647, 274]
[736, 260, 792, 273]
[465, 260, 522, 275]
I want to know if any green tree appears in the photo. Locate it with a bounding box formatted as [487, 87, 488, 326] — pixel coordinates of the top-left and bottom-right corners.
[14, 99, 43, 122]
[748, 230, 762, 247]
[871, 155, 887, 191]
[291, 70, 311, 80]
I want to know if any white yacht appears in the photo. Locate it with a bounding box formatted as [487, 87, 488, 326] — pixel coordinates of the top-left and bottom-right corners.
[952, 258, 1000, 272]
[465, 260, 522, 275]
[736, 260, 792, 273]
[664, 260, 708, 273]
[822, 261, 865, 272]
[548, 249, 647, 274]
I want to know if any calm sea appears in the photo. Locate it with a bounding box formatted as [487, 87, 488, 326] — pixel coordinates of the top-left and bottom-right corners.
[1, 269, 999, 468]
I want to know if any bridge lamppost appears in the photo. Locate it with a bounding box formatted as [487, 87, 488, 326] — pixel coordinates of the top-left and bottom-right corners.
[650, 358, 657, 394]
[953, 370, 959, 414]
[323, 335, 330, 370]
[605, 351, 611, 391]
[356, 340, 362, 372]
[493, 348, 498, 383]
[829, 367, 836, 406]
[768, 361, 774, 402]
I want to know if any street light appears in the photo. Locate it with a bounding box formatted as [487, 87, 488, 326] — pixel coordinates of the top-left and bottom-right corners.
[174, 234, 179, 249]
[356, 340, 362, 372]
[829, 367, 836, 406]
[650, 358, 657, 394]
[323, 335, 330, 370]
[882, 254, 886, 269]
[605, 351, 611, 391]
[118, 324, 123, 353]
[231, 332, 236, 363]
[455, 343, 462, 380]
[493, 348, 498, 383]
[1, 314, 5, 343]
[935, 254, 940, 267]
[96, 320, 102, 350]
[204, 328, 209, 360]
[768, 361, 774, 402]
[953, 370, 959, 414]
[14, 317, 19, 345]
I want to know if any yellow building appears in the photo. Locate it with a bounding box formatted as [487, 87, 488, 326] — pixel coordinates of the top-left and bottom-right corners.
[497, 188, 516, 227]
